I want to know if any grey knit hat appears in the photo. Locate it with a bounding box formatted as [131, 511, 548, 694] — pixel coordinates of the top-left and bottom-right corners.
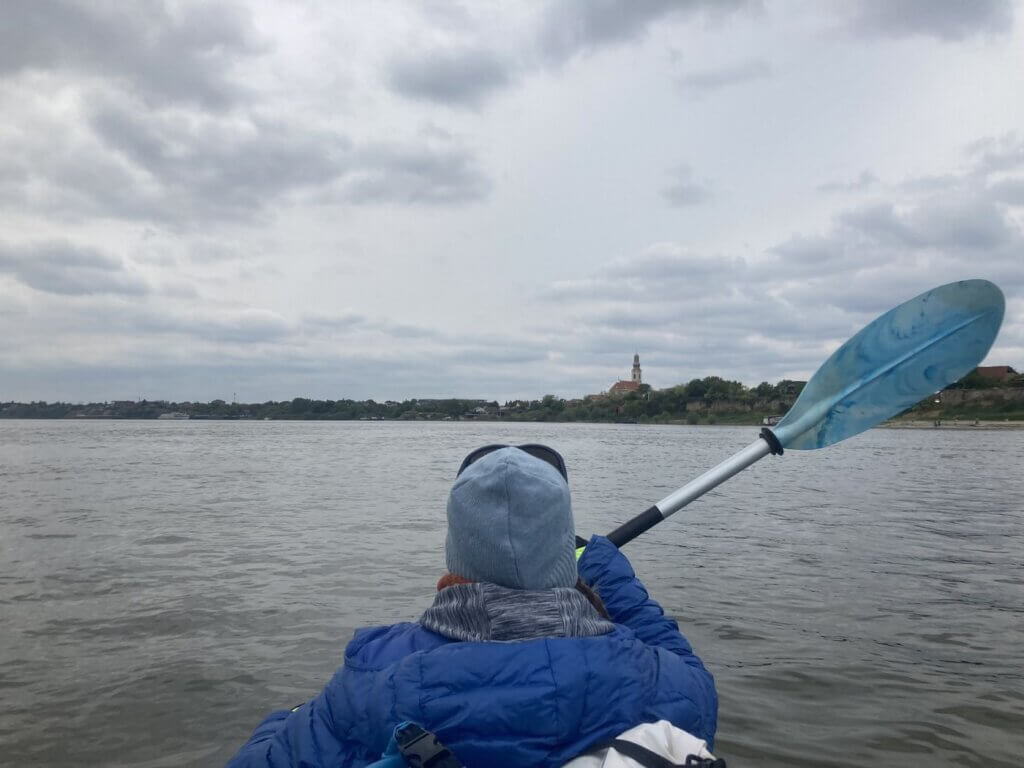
[445, 446, 577, 590]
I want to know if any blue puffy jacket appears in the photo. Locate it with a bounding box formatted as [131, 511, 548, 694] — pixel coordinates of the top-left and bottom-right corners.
[227, 536, 717, 767]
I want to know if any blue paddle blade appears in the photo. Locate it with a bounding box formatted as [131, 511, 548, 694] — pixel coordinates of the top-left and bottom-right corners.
[773, 279, 1005, 450]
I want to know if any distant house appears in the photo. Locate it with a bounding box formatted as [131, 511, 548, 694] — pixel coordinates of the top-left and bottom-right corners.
[976, 366, 1018, 381]
[609, 380, 640, 395]
[609, 354, 643, 397]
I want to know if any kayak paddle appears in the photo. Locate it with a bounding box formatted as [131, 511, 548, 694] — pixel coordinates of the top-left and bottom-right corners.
[603, 278, 1006, 548]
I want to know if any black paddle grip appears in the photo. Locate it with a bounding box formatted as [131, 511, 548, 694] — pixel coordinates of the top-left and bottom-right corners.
[606, 505, 664, 548]
[760, 427, 784, 455]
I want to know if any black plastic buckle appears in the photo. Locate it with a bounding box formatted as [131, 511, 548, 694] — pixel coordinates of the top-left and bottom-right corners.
[395, 723, 463, 768]
[684, 755, 727, 767]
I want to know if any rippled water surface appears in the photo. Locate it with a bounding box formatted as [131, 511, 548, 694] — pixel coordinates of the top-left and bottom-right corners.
[1, 420, 1022, 767]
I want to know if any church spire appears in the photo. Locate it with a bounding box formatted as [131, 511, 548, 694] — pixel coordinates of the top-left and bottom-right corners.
[631, 353, 642, 384]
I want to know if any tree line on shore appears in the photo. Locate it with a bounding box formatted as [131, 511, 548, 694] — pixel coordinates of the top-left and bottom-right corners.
[0, 376, 802, 423]
[2, 369, 1021, 422]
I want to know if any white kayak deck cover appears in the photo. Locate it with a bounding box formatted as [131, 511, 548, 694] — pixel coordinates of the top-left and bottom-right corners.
[563, 720, 717, 767]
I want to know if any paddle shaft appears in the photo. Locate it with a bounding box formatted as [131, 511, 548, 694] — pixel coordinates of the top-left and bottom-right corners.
[606, 430, 780, 548]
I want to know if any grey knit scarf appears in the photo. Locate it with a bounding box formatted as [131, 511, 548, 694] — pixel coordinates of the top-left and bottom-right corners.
[420, 582, 615, 642]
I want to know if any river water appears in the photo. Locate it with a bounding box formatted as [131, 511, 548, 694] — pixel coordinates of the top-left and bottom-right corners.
[1, 420, 1022, 767]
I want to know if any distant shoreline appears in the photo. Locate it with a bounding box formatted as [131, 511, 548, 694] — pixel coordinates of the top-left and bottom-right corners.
[4, 379, 1022, 424]
[881, 419, 1024, 430]
[2, 415, 1023, 429]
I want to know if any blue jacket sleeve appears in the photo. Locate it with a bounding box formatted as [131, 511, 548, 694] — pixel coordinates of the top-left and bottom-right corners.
[226, 623, 444, 767]
[577, 535, 696, 656]
[225, 688, 366, 768]
[225, 707, 295, 767]
[578, 535, 718, 745]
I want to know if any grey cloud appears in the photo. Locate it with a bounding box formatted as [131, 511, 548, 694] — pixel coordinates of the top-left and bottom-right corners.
[988, 177, 1024, 205]
[446, 347, 549, 366]
[388, 48, 512, 107]
[817, 171, 878, 193]
[965, 134, 1024, 175]
[840, 197, 1016, 252]
[538, 277, 610, 302]
[383, 323, 442, 340]
[563, 313, 832, 384]
[768, 194, 1021, 266]
[776, 270, 945, 317]
[906, 196, 1016, 251]
[302, 312, 370, 333]
[5, 273, 1016, 401]
[126, 306, 294, 345]
[0, 354, 565, 403]
[0, 0, 262, 109]
[0, 296, 570, 400]
[299, 316, 548, 367]
[0, 358, 334, 404]
[23, 300, 445, 355]
[604, 245, 741, 281]
[577, 307, 682, 332]
[388, 1, 761, 105]
[762, 193, 1024, 316]
[537, 0, 757, 64]
[90, 101, 351, 221]
[180, 311, 293, 345]
[896, 135, 1023, 197]
[18, 296, 292, 346]
[302, 313, 441, 340]
[677, 58, 771, 93]
[0, 99, 351, 225]
[837, 203, 922, 248]
[692, 199, 1015, 310]
[566, 278, 980, 386]
[0, 240, 148, 296]
[340, 143, 491, 205]
[768, 235, 843, 266]
[579, 291, 852, 342]
[185, 240, 249, 264]
[0, 110, 167, 223]
[898, 174, 966, 194]
[662, 166, 711, 206]
[779, 263, 1021, 323]
[542, 248, 743, 303]
[545, 274, 853, 356]
[535, 178, 1023, 387]
[158, 281, 200, 300]
[846, 0, 1013, 41]
[0, 94, 491, 225]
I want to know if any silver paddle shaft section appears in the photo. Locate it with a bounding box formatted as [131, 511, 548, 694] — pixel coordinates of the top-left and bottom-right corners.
[605, 431, 780, 547]
[655, 438, 772, 519]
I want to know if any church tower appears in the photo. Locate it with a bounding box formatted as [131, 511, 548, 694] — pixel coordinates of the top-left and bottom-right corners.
[631, 353, 642, 384]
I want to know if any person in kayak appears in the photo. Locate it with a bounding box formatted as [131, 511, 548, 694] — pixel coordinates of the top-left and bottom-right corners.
[227, 444, 717, 767]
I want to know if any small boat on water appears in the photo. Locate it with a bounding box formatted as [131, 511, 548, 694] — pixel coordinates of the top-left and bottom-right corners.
[157, 412, 189, 420]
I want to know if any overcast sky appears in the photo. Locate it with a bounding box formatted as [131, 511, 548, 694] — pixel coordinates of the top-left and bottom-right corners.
[1, 0, 1022, 403]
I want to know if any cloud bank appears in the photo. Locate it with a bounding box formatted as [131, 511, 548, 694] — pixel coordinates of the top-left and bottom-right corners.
[0, 0, 1019, 402]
